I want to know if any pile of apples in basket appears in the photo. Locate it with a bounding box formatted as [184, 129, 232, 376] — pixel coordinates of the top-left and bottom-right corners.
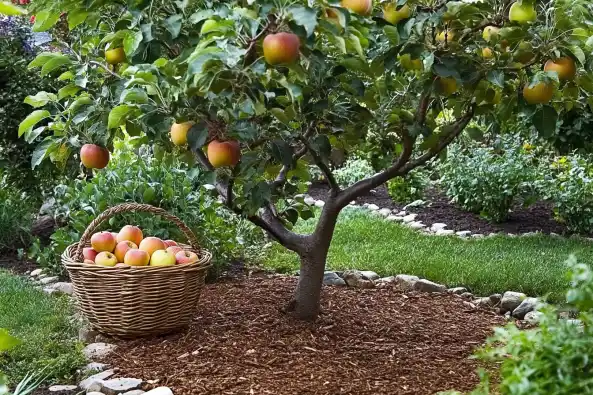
[83, 225, 198, 267]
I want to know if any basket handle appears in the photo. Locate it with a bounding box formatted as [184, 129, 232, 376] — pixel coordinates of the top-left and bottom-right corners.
[75, 203, 201, 261]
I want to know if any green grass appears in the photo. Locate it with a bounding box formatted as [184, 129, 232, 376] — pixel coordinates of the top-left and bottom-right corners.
[264, 209, 593, 302]
[0, 270, 85, 386]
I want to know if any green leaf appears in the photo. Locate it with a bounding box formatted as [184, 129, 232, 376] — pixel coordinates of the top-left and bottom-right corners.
[108, 105, 136, 129]
[24, 92, 57, 108]
[569, 46, 586, 65]
[58, 84, 82, 100]
[40, 55, 71, 76]
[346, 34, 364, 58]
[24, 126, 46, 143]
[189, 9, 214, 24]
[486, 70, 504, 88]
[0, 1, 26, 16]
[31, 139, 54, 168]
[466, 126, 484, 141]
[68, 9, 89, 30]
[58, 71, 75, 81]
[312, 135, 332, 159]
[28, 52, 57, 69]
[271, 140, 294, 167]
[384, 26, 400, 45]
[123, 30, 143, 57]
[327, 35, 347, 54]
[532, 105, 558, 138]
[270, 108, 290, 125]
[164, 14, 183, 38]
[187, 121, 209, 151]
[32, 11, 61, 32]
[0, 329, 20, 352]
[19, 110, 51, 137]
[120, 88, 149, 104]
[289, 5, 318, 37]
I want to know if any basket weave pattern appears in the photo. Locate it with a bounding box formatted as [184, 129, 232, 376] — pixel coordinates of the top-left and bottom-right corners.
[62, 203, 211, 338]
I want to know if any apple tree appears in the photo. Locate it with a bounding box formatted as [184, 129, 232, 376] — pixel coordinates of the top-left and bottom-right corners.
[20, 0, 593, 319]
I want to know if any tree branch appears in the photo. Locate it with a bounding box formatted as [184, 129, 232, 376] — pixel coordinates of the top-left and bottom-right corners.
[300, 137, 340, 195]
[89, 61, 122, 79]
[243, 15, 276, 66]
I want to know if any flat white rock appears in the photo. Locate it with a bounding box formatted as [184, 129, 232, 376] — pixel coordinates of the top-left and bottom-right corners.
[48, 385, 77, 392]
[314, 200, 325, 208]
[436, 229, 455, 236]
[456, 231, 471, 237]
[367, 204, 379, 211]
[39, 276, 58, 284]
[430, 223, 447, 232]
[30, 269, 43, 277]
[83, 343, 117, 360]
[101, 378, 143, 395]
[402, 214, 417, 223]
[79, 369, 115, 390]
[378, 208, 392, 217]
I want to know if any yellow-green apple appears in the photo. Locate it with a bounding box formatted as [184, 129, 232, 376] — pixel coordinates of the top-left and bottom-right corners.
[482, 26, 500, 42]
[95, 251, 117, 267]
[83, 247, 98, 262]
[84, 259, 95, 265]
[116, 225, 144, 246]
[91, 231, 116, 253]
[166, 246, 183, 256]
[509, 1, 536, 23]
[207, 140, 241, 168]
[150, 250, 177, 267]
[482, 47, 494, 59]
[123, 249, 150, 266]
[438, 77, 457, 96]
[383, 3, 410, 24]
[544, 57, 576, 81]
[163, 240, 178, 247]
[341, 0, 372, 15]
[399, 54, 423, 71]
[80, 144, 110, 169]
[139, 237, 166, 257]
[105, 47, 125, 65]
[436, 29, 455, 43]
[263, 32, 300, 65]
[523, 82, 554, 104]
[170, 122, 194, 146]
[175, 250, 199, 265]
[114, 241, 138, 263]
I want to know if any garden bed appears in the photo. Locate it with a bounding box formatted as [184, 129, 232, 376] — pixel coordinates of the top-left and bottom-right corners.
[104, 276, 503, 395]
[308, 183, 577, 236]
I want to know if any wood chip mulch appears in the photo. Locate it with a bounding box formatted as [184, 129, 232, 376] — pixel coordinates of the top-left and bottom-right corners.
[104, 277, 504, 395]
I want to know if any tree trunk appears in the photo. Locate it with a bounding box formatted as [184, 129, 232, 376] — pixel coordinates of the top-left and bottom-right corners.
[288, 248, 329, 320]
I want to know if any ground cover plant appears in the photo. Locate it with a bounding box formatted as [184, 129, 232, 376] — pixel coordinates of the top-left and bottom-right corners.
[265, 209, 593, 302]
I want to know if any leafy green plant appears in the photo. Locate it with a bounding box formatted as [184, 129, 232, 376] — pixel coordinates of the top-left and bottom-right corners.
[0, 177, 35, 252]
[467, 256, 593, 394]
[387, 169, 429, 204]
[334, 157, 375, 189]
[30, 137, 263, 275]
[439, 137, 540, 222]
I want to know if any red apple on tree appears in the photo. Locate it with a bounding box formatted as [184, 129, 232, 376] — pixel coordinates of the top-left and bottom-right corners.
[207, 140, 241, 168]
[341, 0, 373, 15]
[80, 144, 110, 169]
[263, 32, 300, 65]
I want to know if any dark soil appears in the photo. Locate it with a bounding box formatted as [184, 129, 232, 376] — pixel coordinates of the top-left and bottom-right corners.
[308, 183, 574, 236]
[0, 254, 38, 275]
[105, 277, 503, 395]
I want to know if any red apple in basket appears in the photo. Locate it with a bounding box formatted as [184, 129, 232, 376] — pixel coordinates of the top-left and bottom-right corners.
[163, 240, 178, 247]
[114, 241, 138, 263]
[84, 259, 95, 265]
[124, 249, 150, 266]
[83, 247, 98, 262]
[166, 246, 183, 256]
[91, 232, 116, 253]
[95, 252, 117, 267]
[117, 225, 144, 246]
[139, 237, 166, 256]
[175, 250, 199, 265]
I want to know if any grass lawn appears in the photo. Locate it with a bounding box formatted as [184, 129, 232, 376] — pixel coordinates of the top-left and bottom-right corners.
[0, 270, 85, 386]
[264, 209, 593, 302]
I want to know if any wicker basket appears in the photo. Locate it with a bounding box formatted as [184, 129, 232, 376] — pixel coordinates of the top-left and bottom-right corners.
[62, 203, 212, 338]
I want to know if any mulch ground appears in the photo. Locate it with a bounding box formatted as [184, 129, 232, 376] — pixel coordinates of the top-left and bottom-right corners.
[308, 183, 575, 236]
[0, 253, 38, 275]
[104, 277, 504, 395]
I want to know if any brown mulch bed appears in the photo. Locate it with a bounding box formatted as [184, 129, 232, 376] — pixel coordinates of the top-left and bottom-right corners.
[308, 183, 575, 236]
[104, 277, 503, 395]
[0, 253, 38, 275]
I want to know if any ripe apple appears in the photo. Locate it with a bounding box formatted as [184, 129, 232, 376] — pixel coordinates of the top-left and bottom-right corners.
[544, 57, 576, 81]
[84, 259, 95, 265]
[523, 82, 554, 104]
[341, 0, 372, 15]
[166, 246, 183, 256]
[91, 232, 116, 253]
[105, 47, 126, 65]
[170, 122, 194, 146]
[80, 144, 110, 169]
[114, 241, 138, 263]
[95, 252, 118, 267]
[207, 140, 241, 168]
[139, 237, 166, 257]
[325, 8, 342, 27]
[399, 54, 423, 71]
[163, 240, 178, 247]
[438, 77, 457, 96]
[150, 250, 177, 267]
[83, 247, 98, 262]
[482, 47, 494, 59]
[263, 32, 300, 65]
[436, 29, 455, 44]
[123, 249, 150, 266]
[482, 26, 500, 42]
[383, 3, 411, 24]
[116, 225, 143, 246]
[509, 2, 536, 24]
[175, 250, 199, 265]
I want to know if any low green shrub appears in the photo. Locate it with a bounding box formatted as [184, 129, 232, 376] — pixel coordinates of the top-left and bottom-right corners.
[0, 177, 35, 252]
[30, 137, 265, 276]
[439, 137, 539, 222]
[333, 157, 375, 188]
[387, 169, 429, 204]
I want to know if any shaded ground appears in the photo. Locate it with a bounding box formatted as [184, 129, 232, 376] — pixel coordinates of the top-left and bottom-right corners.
[105, 277, 503, 395]
[0, 254, 38, 275]
[308, 183, 574, 236]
